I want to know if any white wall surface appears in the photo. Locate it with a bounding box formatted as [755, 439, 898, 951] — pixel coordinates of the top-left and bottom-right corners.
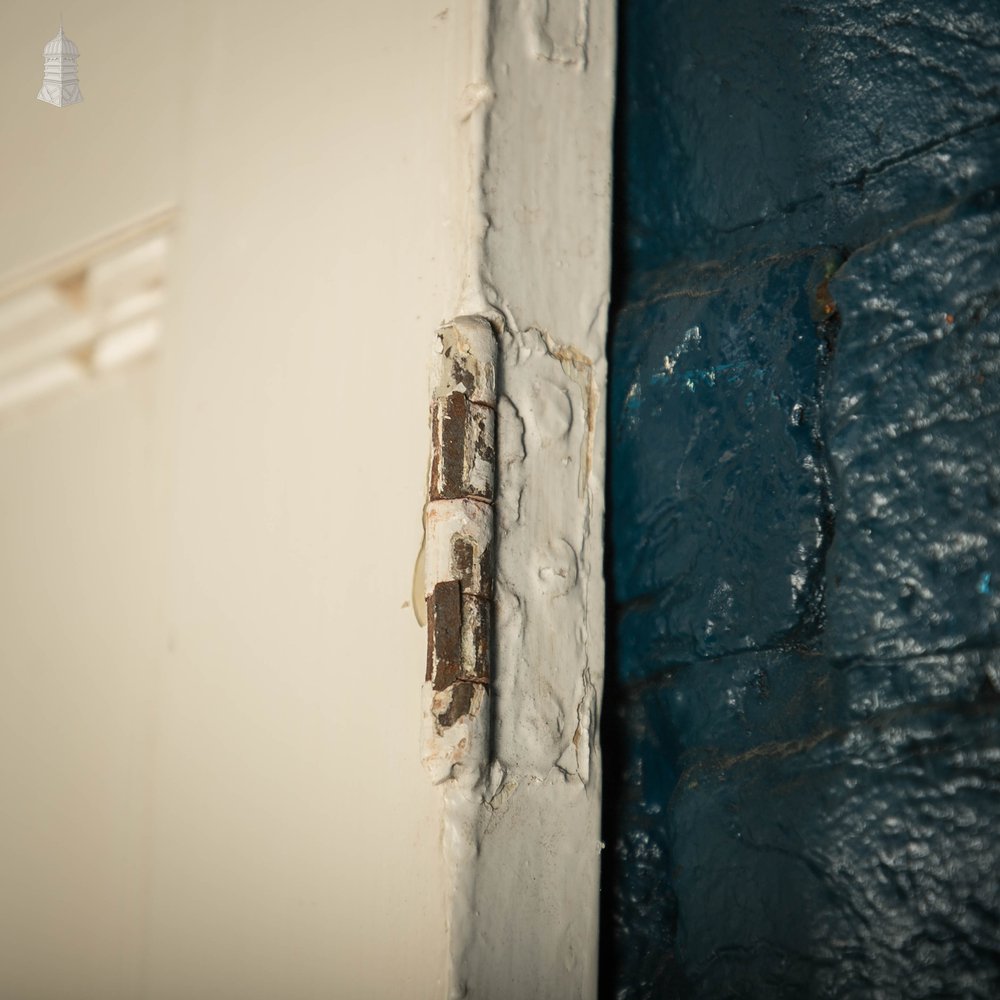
[0, 2, 469, 997]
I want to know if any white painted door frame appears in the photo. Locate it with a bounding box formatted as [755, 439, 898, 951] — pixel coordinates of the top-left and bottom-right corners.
[421, 3, 616, 997]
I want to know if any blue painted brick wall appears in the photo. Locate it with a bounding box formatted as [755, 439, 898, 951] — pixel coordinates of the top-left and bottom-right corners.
[604, 2, 1000, 996]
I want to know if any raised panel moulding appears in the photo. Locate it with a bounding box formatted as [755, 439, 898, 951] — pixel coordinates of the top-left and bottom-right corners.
[0, 210, 175, 420]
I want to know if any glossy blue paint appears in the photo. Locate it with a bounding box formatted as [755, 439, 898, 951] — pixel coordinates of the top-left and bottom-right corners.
[604, 2, 1000, 996]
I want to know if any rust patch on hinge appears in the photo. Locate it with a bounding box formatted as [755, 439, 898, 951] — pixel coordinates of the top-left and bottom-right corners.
[436, 681, 478, 729]
[430, 392, 496, 502]
[429, 391, 467, 500]
[460, 594, 491, 685]
[426, 581, 491, 691]
[427, 579, 463, 688]
[450, 531, 494, 600]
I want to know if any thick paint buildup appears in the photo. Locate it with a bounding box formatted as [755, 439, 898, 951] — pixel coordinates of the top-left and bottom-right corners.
[605, 1, 1000, 996]
[429, 4, 616, 998]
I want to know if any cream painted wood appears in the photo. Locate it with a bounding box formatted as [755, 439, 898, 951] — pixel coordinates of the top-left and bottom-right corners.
[0, 3, 469, 997]
[0, 2, 615, 996]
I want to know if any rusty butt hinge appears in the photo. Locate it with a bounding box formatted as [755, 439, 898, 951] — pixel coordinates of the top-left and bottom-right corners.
[422, 316, 497, 785]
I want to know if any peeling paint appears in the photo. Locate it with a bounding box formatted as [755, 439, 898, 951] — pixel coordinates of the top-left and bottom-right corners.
[428, 391, 495, 503]
[422, 316, 497, 790]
